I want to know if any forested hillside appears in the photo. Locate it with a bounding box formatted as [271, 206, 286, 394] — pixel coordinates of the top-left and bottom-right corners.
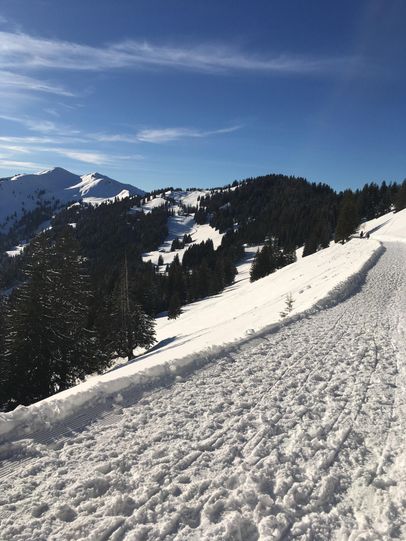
[0, 172, 405, 409]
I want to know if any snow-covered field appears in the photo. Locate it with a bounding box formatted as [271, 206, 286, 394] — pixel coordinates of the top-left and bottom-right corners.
[0, 209, 405, 540]
[0, 217, 405, 539]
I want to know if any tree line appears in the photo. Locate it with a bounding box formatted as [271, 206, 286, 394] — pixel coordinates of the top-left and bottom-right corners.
[1, 173, 405, 409]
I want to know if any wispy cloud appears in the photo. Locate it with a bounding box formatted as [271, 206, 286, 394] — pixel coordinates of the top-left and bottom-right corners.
[0, 70, 73, 96]
[90, 133, 139, 143]
[0, 114, 83, 137]
[39, 147, 143, 165]
[135, 125, 241, 143]
[50, 148, 112, 164]
[0, 135, 61, 144]
[0, 30, 357, 76]
[0, 159, 46, 171]
[0, 113, 58, 132]
[1, 113, 241, 145]
[0, 136, 144, 165]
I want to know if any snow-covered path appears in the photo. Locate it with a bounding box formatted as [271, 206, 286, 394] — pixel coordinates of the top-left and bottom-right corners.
[1, 243, 405, 540]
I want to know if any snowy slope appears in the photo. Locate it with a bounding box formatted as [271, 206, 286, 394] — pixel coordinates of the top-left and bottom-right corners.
[2, 209, 405, 442]
[142, 207, 223, 266]
[0, 167, 144, 231]
[362, 208, 406, 243]
[0, 213, 405, 540]
[169, 189, 210, 208]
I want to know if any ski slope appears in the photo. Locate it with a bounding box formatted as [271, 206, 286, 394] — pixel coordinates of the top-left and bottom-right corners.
[0, 213, 405, 539]
[142, 208, 223, 267]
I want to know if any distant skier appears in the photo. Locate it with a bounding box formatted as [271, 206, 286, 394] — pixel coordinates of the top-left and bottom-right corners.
[360, 231, 364, 238]
[366, 232, 370, 239]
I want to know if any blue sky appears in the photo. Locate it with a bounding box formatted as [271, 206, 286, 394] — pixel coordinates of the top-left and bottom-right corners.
[0, 0, 405, 192]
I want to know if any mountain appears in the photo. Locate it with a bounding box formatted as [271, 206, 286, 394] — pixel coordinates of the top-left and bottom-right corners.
[0, 167, 145, 232]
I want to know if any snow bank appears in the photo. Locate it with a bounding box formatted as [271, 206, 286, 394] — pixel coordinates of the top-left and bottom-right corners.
[0, 235, 383, 443]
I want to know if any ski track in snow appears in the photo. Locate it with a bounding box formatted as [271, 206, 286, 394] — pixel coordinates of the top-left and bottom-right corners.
[0, 243, 405, 540]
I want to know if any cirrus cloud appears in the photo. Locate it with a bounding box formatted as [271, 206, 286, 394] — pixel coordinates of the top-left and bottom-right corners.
[135, 125, 241, 143]
[0, 30, 358, 76]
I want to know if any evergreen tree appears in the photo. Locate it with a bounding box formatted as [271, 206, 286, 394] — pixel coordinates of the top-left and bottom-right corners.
[167, 255, 186, 303]
[48, 228, 109, 387]
[2, 229, 108, 409]
[112, 255, 156, 360]
[4, 234, 56, 406]
[335, 193, 359, 243]
[168, 292, 182, 319]
[250, 248, 267, 282]
[250, 241, 296, 282]
[0, 295, 8, 408]
[395, 180, 406, 212]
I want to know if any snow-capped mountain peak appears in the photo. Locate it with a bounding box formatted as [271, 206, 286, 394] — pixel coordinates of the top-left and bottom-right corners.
[0, 167, 145, 232]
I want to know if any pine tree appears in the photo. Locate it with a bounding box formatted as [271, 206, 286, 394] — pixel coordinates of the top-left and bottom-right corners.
[250, 245, 277, 282]
[335, 193, 359, 243]
[48, 228, 109, 388]
[0, 295, 8, 409]
[302, 234, 318, 257]
[167, 255, 186, 303]
[2, 229, 108, 409]
[250, 248, 267, 282]
[112, 254, 156, 360]
[280, 293, 295, 318]
[395, 180, 406, 212]
[4, 234, 56, 406]
[168, 292, 182, 319]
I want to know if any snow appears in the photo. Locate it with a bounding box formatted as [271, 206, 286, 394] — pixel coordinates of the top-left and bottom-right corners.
[2, 210, 404, 441]
[169, 189, 210, 208]
[362, 208, 406, 243]
[5, 243, 27, 257]
[0, 167, 144, 232]
[82, 189, 132, 207]
[0, 209, 405, 540]
[0, 234, 405, 539]
[140, 196, 167, 213]
[142, 209, 223, 266]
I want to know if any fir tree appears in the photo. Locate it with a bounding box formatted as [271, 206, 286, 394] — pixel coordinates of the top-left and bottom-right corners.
[112, 254, 156, 360]
[335, 193, 359, 243]
[168, 292, 182, 319]
[2, 229, 108, 409]
[48, 228, 109, 387]
[4, 234, 56, 406]
[395, 180, 406, 212]
[167, 255, 186, 303]
[0, 295, 8, 408]
[250, 245, 276, 282]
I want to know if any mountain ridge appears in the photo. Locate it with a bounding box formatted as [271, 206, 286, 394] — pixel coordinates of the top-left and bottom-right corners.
[0, 167, 145, 232]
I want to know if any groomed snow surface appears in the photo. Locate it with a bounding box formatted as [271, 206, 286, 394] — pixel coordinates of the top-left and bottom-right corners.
[0, 209, 405, 540]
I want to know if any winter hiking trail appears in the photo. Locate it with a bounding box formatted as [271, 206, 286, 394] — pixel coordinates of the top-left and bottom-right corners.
[0, 242, 405, 540]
